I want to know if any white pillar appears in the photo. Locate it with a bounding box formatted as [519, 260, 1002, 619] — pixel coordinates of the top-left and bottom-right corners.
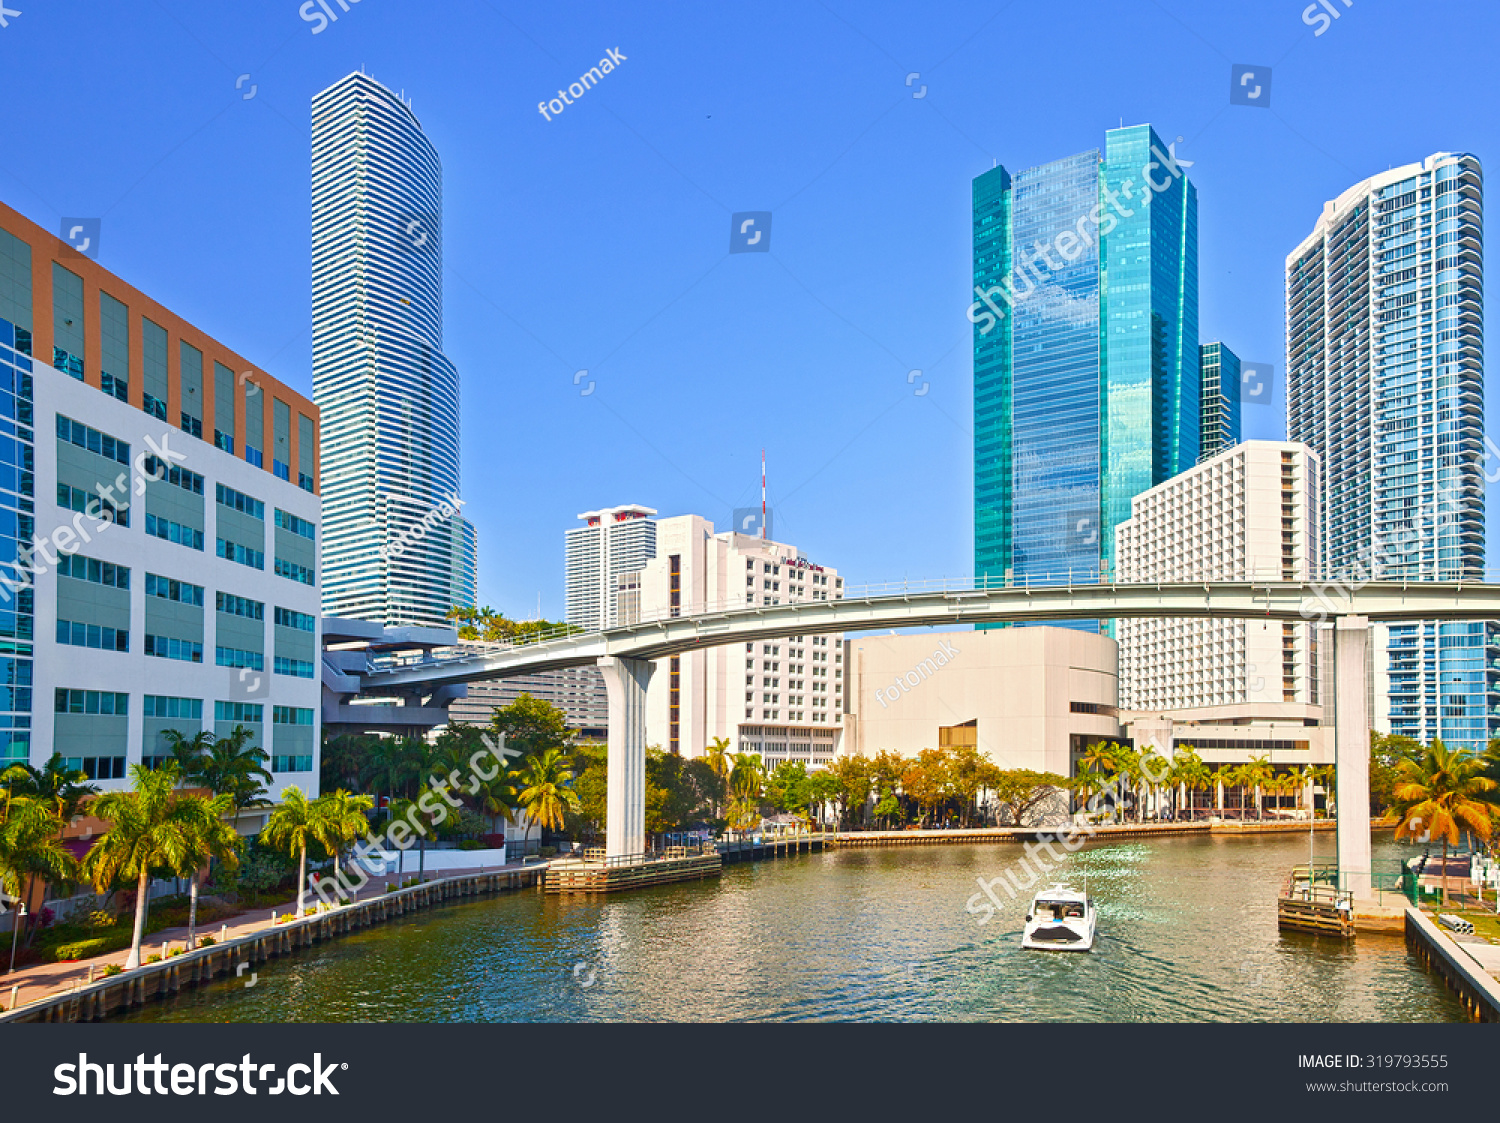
[599, 655, 655, 860]
[1334, 615, 1372, 900]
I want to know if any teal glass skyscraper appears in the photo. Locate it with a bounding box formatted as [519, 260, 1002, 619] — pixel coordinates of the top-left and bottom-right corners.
[972, 125, 1199, 598]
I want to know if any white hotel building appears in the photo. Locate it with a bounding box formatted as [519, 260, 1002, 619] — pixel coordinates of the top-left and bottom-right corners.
[1116, 440, 1321, 714]
[638, 515, 844, 767]
[0, 201, 322, 794]
[564, 504, 658, 630]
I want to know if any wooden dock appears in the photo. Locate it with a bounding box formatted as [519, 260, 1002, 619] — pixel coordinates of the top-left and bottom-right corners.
[0, 867, 542, 1024]
[544, 848, 723, 893]
[1276, 864, 1356, 938]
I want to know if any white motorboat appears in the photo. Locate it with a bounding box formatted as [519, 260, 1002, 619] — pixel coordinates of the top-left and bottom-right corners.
[1021, 884, 1097, 951]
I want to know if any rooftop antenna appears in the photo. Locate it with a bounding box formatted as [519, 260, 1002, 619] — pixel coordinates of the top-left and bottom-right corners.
[761, 449, 767, 541]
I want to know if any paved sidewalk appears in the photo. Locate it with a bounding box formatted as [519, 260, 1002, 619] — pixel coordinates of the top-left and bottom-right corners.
[2, 862, 534, 1014]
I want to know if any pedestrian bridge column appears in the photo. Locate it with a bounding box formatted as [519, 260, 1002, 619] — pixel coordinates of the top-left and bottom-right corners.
[1334, 615, 1372, 900]
[599, 656, 655, 860]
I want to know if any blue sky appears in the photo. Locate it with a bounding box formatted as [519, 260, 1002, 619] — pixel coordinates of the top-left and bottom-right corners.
[3, 0, 1495, 619]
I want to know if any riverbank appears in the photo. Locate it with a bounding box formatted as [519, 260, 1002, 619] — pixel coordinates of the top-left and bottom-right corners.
[0, 861, 543, 1023]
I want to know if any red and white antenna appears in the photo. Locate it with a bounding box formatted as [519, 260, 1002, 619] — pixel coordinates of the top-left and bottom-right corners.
[761, 448, 767, 541]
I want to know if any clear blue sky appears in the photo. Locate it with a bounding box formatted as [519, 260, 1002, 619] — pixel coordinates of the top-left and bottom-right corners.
[4, 1, 1495, 618]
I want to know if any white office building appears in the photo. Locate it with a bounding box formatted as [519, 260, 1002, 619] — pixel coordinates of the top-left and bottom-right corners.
[638, 515, 844, 761]
[564, 504, 657, 631]
[0, 202, 322, 792]
[312, 71, 477, 628]
[1115, 441, 1321, 714]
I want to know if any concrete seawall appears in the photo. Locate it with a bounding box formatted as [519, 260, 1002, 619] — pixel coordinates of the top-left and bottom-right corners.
[1404, 905, 1500, 1021]
[0, 867, 542, 1024]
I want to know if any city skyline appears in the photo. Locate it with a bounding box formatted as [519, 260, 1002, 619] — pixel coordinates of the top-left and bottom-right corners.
[3, 4, 1496, 621]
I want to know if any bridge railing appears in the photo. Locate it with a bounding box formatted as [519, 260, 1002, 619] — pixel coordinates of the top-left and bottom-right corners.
[362, 567, 1500, 674]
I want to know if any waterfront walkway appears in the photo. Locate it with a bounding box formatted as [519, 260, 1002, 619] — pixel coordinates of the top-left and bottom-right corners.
[1, 860, 535, 1016]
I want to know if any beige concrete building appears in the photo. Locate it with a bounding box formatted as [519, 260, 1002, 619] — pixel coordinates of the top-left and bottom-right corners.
[842, 627, 1119, 775]
[638, 515, 844, 762]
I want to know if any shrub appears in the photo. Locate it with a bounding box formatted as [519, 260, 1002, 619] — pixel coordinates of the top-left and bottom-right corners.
[146, 954, 162, 964]
[167, 947, 185, 958]
[52, 937, 113, 961]
[83, 909, 115, 930]
[101, 964, 123, 977]
[457, 839, 486, 851]
[197, 936, 217, 947]
[303, 907, 316, 916]
[539, 846, 558, 858]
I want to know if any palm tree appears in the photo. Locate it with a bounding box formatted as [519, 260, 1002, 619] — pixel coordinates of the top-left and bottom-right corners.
[705, 737, 732, 815]
[515, 749, 581, 851]
[1218, 765, 1246, 818]
[5, 754, 99, 826]
[1391, 740, 1497, 905]
[727, 753, 765, 835]
[310, 790, 375, 890]
[81, 763, 195, 970]
[161, 729, 216, 785]
[1169, 747, 1211, 820]
[261, 787, 321, 915]
[169, 793, 240, 949]
[196, 726, 274, 818]
[1239, 756, 1275, 822]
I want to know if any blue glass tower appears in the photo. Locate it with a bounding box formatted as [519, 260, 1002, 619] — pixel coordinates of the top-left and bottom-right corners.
[973, 125, 1199, 604]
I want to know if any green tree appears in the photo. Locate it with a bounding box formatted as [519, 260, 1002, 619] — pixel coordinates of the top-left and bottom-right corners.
[489, 694, 573, 761]
[447, 606, 581, 643]
[766, 761, 812, 820]
[261, 787, 322, 915]
[823, 755, 872, 829]
[1371, 732, 1423, 814]
[992, 769, 1070, 826]
[1391, 740, 1497, 905]
[82, 763, 197, 970]
[564, 743, 608, 841]
[320, 732, 380, 795]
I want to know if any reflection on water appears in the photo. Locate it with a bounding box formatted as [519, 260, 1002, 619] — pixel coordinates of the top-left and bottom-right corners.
[124, 833, 1463, 1023]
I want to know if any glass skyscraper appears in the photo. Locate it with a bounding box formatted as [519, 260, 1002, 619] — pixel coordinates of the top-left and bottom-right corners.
[1198, 342, 1242, 461]
[973, 125, 1199, 601]
[312, 71, 478, 628]
[1286, 151, 1493, 749]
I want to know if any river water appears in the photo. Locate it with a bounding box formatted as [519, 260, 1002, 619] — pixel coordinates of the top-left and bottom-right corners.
[123, 833, 1465, 1022]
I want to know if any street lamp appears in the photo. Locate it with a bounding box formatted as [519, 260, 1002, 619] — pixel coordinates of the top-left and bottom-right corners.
[7, 903, 26, 976]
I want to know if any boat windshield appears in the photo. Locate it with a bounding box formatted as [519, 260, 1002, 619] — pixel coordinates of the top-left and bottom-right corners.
[1036, 900, 1085, 919]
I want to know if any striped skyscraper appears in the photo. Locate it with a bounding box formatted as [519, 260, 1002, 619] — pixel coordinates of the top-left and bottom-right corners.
[311, 71, 477, 627]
